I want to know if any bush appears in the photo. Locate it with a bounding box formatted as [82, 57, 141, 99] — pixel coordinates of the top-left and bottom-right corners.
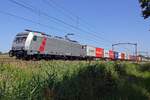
[139, 63, 150, 72]
[54, 64, 117, 100]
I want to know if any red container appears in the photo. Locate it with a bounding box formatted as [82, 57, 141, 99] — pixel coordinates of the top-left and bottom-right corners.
[109, 50, 114, 59]
[121, 53, 125, 60]
[96, 48, 104, 58]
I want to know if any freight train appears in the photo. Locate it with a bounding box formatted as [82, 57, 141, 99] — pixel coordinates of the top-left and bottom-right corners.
[9, 30, 141, 61]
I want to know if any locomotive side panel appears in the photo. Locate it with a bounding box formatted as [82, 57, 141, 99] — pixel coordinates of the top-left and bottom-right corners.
[68, 43, 85, 57]
[25, 32, 85, 58]
[27, 33, 44, 55]
[44, 37, 85, 57]
[25, 32, 34, 51]
[45, 38, 68, 55]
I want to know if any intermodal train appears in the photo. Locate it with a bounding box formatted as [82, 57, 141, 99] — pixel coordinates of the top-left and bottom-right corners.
[9, 30, 141, 61]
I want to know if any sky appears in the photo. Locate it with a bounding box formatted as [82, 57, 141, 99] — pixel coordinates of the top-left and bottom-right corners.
[0, 0, 149, 55]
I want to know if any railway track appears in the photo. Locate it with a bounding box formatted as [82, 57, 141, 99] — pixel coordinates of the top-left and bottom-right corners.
[0, 58, 42, 68]
[0, 56, 148, 64]
[0, 57, 40, 64]
[0, 57, 19, 62]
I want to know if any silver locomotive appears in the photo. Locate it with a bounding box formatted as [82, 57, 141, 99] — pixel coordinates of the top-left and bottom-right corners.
[9, 30, 95, 60]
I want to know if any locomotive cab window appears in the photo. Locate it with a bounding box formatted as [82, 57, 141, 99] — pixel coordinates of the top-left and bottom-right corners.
[33, 36, 37, 41]
[14, 37, 27, 43]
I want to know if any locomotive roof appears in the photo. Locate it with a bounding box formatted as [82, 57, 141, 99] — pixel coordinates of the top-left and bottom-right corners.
[24, 29, 79, 44]
[16, 32, 29, 36]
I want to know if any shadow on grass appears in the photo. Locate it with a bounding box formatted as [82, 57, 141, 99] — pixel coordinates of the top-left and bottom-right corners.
[138, 63, 150, 72]
[113, 62, 150, 100]
[45, 63, 150, 100]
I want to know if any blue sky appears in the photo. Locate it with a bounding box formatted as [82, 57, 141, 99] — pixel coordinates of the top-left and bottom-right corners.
[0, 0, 149, 54]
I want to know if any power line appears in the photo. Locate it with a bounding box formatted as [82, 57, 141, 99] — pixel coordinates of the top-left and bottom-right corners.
[46, 0, 77, 21]
[16, 0, 110, 44]
[42, 0, 76, 21]
[8, 0, 112, 46]
[8, 0, 88, 34]
[0, 10, 111, 48]
[0, 10, 68, 33]
[44, 0, 114, 43]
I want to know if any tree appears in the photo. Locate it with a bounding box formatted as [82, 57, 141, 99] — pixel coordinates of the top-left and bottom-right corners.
[139, 0, 150, 19]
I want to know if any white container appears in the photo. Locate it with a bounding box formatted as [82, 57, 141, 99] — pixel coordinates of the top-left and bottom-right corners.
[85, 45, 96, 57]
[104, 49, 109, 58]
[125, 53, 129, 60]
[118, 52, 122, 59]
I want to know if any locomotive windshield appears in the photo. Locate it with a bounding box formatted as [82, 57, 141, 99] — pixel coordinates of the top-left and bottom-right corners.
[14, 37, 27, 43]
[13, 32, 29, 44]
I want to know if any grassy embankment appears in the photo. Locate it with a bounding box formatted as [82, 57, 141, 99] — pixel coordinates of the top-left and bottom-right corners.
[0, 60, 150, 100]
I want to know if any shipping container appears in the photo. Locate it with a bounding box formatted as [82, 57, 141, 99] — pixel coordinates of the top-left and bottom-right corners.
[104, 49, 109, 58]
[85, 45, 96, 57]
[96, 48, 104, 58]
[129, 55, 136, 61]
[114, 52, 119, 59]
[128, 55, 132, 60]
[109, 50, 114, 59]
[125, 53, 129, 60]
[121, 53, 125, 60]
[118, 52, 122, 59]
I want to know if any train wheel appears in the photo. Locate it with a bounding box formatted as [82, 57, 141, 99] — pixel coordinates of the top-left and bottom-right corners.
[9, 50, 14, 57]
[35, 54, 41, 60]
[24, 56, 30, 61]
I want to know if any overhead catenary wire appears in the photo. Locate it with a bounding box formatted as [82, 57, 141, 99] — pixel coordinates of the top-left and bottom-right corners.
[8, 0, 111, 43]
[0, 9, 110, 48]
[45, 0, 94, 28]
[42, 0, 76, 22]
[112, 43, 136, 56]
[43, 0, 114, 43]
[0, 10, 68, 34]
[8, 0, 112, 47]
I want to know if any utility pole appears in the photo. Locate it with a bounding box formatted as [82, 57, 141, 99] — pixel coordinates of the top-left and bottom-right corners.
[112, 43, 138, 61]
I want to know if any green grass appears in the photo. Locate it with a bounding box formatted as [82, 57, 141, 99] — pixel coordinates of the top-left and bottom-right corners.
[0, 61, 150, 100]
